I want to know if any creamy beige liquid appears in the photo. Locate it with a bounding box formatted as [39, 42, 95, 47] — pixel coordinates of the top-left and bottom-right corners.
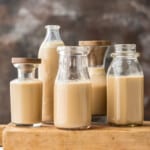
[38, 41, 64, 123]
[107, 75, 144, 125]
[54, 81, 92, 129]
[88, 67, 106, 116]
[10, 80, 42, 124]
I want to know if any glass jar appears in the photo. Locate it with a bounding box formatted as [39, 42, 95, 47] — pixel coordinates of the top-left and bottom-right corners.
[38, 25, 64, 124]
[79, 40, 111, 123]
[10, 58, 42, 126]
[54, 46, 92, 129]
[107, 44, 144, 126]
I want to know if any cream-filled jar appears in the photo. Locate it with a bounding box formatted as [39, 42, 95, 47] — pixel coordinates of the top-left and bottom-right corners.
[10, 58, 42, 126]
[54, 46, 92, 129]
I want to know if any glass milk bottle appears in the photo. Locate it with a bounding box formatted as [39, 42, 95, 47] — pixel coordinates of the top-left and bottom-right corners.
[107, 44, 144, 126]
[54, 46, 92, 129]
[38, 25, 64, 124]
[79, 40, 111, 123]
[10, 58, 42, 126]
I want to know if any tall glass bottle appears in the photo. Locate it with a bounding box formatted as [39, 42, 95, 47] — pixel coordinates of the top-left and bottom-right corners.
[107, 44, 144, 126]
[38, 25, 64, 124]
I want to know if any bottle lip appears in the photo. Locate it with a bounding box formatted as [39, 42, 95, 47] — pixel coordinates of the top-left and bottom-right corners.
[45, 25, 60, 30]
[114, 44, 136, 52]
[79, 40, 111, 46]
[57, 46, 90, 55]
[12, 57, 41, 64]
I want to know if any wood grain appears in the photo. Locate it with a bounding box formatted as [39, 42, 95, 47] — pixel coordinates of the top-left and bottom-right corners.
[3, 122, 150, 150]
[0, 125, 5, 146]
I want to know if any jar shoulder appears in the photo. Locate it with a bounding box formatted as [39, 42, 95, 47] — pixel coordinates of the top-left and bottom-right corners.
[38, 41, 64, 57]
[107, 58, 143, 76]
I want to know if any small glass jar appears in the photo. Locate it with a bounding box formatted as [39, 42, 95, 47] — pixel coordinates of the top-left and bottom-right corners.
[10, 58, 42, 126]
[79, 40, 111, 123]
[54, 46, 92, 129]
[107, 44, 144, 126]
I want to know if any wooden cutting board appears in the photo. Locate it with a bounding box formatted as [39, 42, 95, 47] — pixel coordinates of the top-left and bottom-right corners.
[3, 122, 150, 150]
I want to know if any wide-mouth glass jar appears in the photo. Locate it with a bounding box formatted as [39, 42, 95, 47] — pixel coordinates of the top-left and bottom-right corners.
[107, 44, 144, 126]
[54, 46, 92, 130]
[79, 40, 111, 124]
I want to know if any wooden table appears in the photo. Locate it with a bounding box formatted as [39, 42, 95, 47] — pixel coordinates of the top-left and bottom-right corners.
[3, 122, 150, 150]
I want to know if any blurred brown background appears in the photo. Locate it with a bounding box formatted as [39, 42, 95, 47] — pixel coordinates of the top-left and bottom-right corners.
[0, 0, 150, 123]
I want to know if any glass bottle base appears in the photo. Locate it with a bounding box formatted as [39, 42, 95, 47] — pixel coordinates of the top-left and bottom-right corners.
[55, 125, 91, 130]
[12, 122, 41, 127]
[108, 122, 143, 127]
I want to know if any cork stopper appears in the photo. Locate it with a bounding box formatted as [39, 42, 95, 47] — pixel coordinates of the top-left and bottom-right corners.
[12, 58, 41, 64]
[79, 40, 111, 46]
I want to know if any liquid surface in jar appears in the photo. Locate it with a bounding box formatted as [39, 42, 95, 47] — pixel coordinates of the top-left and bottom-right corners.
[88, 67, 106, 116]
[54, 81, 92, 129]
[10, 80, 42, 124]
[107, 75, 144, 125]
[38, 41, 64, 123]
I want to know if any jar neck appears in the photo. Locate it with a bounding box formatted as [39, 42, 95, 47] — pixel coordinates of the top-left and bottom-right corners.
[18, 69, 35, 79]
[56, 46, 91, 81]
[14, 64, 37, 79]
[113, 44, 137, 58]
[114, 44, 136, 52]
[45, 25, 62, 41]
[57, 54, 90, 80]
[59, 54, 88, 69]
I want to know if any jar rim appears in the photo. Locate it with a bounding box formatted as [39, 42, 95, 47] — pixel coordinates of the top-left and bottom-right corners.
[114, 44, 136, 52]
[79, 40, 111, 46]
[57, 46, 90, 55]
[78, 45, 111, 49]
[45, 25, 60, 30]
[12, 58, 41, 64]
